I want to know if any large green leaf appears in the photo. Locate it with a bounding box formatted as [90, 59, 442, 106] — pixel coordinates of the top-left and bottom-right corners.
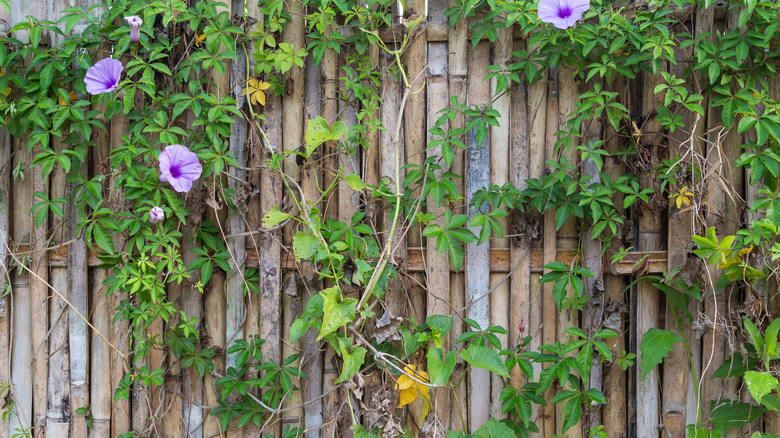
[335, 338, 366, 384]
[427, 347, 457, 386]
[317, 287, 357, 340]
[460, 344, 510, 378]
[640, 328, 681, 378]
[744, 371, 778, 404]
[473, 418, 515, 438]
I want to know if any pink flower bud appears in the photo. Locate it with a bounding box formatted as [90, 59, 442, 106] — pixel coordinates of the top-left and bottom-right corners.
[149, 206, 164, 224]
[124, 15, 143, 43]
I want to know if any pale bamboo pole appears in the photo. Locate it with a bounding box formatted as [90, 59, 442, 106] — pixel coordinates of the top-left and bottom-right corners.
[465, 40, 491, 433]
[636, 67, 665, 438]
[602, 76, 627, 438]
[363, 40, 382, 191]
[447, 2, 468, 431]
[260, 86, 284, 438]
[662, 24, 695, 437]
[226, 5, 248, 371]
[162, 278, 185, 438]
[556, 65, 582, 438]
[31, 144, 50, 438]
[45, 131, 70, 438]
[425, 22, 451, 428]
[509, 37, 531, 395]
[9, 137, 33, 437]
[542, 67, 559, 438]
[89, 271, 111, 438]
[182, 179, 204, 438]
[67, 133, 89, 438]
[108, 96, 131, 438]
[526, 61, 548, 438]
[203, 271, 226, 437]
[487, 21, 512, 423]
[0, 127, 9, 438]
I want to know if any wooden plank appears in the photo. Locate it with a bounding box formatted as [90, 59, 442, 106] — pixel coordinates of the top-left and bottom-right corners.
[465, 40, 491, 433]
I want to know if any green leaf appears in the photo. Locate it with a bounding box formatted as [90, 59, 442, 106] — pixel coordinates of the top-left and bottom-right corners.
[427, 347, 457, 386]
[317, 286, 357, 340]
[640, 328, 681, 378]
[744, 371, 778, 404]
[262, 206, 290, 229]
[292, 231, 321, 261]
[473, 418, 515, 438]
[334, 338, 366, 384]
[345, 173, 366, 192]
[460, 344, 510, 378]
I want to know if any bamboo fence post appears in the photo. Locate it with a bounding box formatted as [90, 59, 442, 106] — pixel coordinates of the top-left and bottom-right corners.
[109, 99, 131, 438]
[0, 127, 11, 438]
[260, 85, 283, 438]
[542, 66, 559, 438]
[526, 61, 548, 438]
[662, 24, 696, 437]
[636, 67, 665, 438]
[509, 36, 530, 393]
[555, 65, 582, 438]
[488, 20, 511, 422]
[447, 1, 468, 430]
[182, 179, 204, 438]
[425, 11, 450, 427]
[582, 82, 603, 432]
[465, 40, 491, 433]
[9, 137, 33, 437]
[89, 271, 111, 438]
[602, 76, 627, 438]
[203, 269, 226, 437]
[31, 143, 49, 438]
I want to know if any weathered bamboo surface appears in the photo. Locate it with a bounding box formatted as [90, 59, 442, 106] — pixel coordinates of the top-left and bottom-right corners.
[0, 1, 767, 437]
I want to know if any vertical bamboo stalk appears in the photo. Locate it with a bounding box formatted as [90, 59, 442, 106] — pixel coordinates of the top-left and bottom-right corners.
[68, 138, 89, 438]
[509, 37, 531, 393]
[425, 21, 450, 429]
[542, 67, 559, 438]
[109, 105, 130, 438]
[260, 87, 283, 438]
[203, 270, 226, 437]
[0, 128, 12, 438]
[526, 61, 548, 438]
[663, 29, 696, 437]
[182, 181, 204, 438]
[447, 4, 468, 430]
[465, 40, 491, 433]
[89, 271, 111, 438]
[9, 137, 33, 437]
[488, 25, 511, 420]
[31, 147, 49, 438]
[603, 77, 627, 438]
[555, 66, 582, 438]
[636, 68, 664, 438]
[226, 6, 248, 371]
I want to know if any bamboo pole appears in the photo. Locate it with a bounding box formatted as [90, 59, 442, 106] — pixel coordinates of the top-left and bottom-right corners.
[0, 127, 11, 438]
[30, 147, 49, 438]
[203, 270, 226, 437]
[260, 85, 283, 438]
[556, 65, 582, 438]
[9, 137, 33, 437]
[89, 271, 111, 438]
[425, 15, 450, 428]
[602, 76, 627, 438]
[446, 4, 468, 430]
[542, 66, 559, 438]
[465, 40, 491, 433]
[636, 66, 665, 438]
[182, 179, 204, 438]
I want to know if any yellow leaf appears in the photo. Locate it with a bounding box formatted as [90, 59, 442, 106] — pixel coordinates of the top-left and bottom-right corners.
[195, 34, 206, 47]
[242, 78, 271, 106]
[395, 364, 430, 408]
[398, 385, 417, 407]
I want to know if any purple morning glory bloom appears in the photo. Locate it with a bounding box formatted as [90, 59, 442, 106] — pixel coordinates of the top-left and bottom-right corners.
[149, 206, 165, 224]
[537, 0, 590, 29]
[84, 58, 123, 95]
[124, 15, 143, 42]
[158, 145, 202, 193]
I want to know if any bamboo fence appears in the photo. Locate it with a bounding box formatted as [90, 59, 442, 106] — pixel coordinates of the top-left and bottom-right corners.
[0, 0, 776, 437]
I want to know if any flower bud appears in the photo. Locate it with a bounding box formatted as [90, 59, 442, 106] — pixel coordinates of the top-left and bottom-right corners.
[149, 206, 164, 224]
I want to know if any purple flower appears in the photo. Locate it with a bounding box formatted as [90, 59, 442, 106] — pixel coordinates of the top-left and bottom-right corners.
[124, 15, 143, 42]
[84, 58, 123, 95]
[149, 206, 165, 224]
[537, 0, 590, 29]
[158, 145, 202, 193]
